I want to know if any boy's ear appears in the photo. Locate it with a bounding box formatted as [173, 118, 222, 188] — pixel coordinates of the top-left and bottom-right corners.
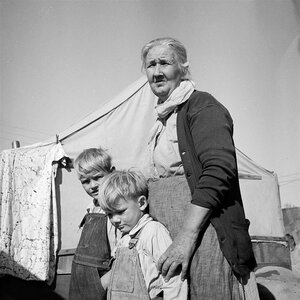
[138, 196, 148, 211]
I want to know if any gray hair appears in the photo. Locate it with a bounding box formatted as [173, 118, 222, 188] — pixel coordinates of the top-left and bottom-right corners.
[141, 37, 191, 79]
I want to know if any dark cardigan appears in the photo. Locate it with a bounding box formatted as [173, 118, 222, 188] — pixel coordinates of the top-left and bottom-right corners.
[177, 90, 257, 277]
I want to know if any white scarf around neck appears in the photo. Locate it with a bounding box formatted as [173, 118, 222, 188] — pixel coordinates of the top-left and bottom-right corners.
[144, 80, 195, 178]
[155, 80, 195, 119]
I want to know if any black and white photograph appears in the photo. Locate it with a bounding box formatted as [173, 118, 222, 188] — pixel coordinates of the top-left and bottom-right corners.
[0, 1, 300, 299]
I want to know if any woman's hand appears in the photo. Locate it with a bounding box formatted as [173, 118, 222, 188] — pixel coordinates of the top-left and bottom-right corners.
[157, 204, 212, 282]
[157, 230, 197, 282]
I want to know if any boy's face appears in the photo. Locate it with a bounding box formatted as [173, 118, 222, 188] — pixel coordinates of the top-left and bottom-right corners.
[106, 196, 147, 234]
[79, 171, 108, 199]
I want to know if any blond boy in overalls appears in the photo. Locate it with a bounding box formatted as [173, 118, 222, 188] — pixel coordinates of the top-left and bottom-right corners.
[69, 148, 120, 300]
[97, 170, 187, 300]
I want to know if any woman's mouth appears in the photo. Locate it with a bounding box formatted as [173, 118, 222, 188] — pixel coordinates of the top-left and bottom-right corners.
[153, 80, 166, 88]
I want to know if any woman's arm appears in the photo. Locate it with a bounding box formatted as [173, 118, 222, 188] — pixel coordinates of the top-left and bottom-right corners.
[158, 97, 237, 281]
[157, 203, 211, 282]
[188, 102, 237, 209]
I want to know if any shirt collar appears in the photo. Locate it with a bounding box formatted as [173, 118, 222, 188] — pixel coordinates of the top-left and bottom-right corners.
[127, 214, 153, 237]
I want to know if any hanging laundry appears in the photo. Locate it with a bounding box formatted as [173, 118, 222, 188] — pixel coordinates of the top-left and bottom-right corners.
[0, 142, 67, 284]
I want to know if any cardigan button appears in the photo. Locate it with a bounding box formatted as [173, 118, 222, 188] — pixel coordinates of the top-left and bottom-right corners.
[181, 151, 186, 155]
[220, 237, 226, 242]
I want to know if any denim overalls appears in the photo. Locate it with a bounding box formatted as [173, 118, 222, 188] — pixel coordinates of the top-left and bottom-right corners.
[107, 231, 151, 300]
[69, 213, 111, 300]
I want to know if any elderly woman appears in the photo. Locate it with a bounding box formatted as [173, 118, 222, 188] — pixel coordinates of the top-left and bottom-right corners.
[141, 37, 260, 299]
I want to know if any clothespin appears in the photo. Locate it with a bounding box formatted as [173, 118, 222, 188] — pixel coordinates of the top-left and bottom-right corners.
[56, 134, 59, 144]
[12, 140, 20, 148]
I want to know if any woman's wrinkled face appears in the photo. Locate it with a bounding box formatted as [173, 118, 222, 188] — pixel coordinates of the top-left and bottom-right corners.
[145, 45, 183, 102]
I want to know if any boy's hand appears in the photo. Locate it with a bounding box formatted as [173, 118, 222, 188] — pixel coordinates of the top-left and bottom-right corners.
[100, 270, 111, 290]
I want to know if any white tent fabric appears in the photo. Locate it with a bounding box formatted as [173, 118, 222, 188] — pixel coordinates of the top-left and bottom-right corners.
[51, 76, 285, 249]
[0, 81, 286, 281]
[58, 76, 156, 168]
[236, 150, 284, 237]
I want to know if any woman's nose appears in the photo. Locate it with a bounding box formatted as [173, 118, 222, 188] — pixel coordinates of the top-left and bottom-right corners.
[154, 64, 161, 75]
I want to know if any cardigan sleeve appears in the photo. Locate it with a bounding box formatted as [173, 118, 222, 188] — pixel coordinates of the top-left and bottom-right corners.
[187, 97, 238, 209]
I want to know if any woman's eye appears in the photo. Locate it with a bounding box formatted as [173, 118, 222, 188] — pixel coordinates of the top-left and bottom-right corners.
[160, 59, 170, 65]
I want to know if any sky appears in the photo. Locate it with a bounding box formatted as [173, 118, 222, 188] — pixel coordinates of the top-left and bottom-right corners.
[1, 0, 300, 208]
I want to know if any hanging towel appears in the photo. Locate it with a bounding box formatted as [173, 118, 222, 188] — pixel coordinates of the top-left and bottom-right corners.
[0, 142, 67, 284]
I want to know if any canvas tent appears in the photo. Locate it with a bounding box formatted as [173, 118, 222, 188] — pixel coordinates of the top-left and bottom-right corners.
[0, 76, 287, 295]
[53, 76, 285, 249]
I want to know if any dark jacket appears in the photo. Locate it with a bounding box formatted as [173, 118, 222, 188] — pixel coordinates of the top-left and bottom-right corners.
[177, 90, 257, 277]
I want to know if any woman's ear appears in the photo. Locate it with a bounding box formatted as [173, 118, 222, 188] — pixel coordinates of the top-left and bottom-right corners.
[138, 195, 148, 212]
[180, 61, 190, 80]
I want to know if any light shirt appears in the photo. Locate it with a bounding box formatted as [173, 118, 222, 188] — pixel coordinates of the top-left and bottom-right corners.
[146, 80, 194, 178]
[86, 199, 105, 214]
[112, 214, 187, 300]
[153, 111, 184, 177]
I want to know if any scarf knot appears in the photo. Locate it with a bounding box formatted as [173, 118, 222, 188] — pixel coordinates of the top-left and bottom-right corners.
[155, 80, 195, 119]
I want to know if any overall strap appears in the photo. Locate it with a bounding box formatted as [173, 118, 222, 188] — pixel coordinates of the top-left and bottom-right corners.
[79, 212, 89, 228]
[128, 227, 143, 249]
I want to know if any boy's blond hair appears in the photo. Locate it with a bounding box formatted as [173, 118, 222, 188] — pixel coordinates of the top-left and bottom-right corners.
[74, 147, 113, 178]
[98, 169, 148, 212]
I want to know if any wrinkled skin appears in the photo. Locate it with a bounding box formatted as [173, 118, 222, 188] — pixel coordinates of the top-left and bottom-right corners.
[157, 204, 211, 282]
